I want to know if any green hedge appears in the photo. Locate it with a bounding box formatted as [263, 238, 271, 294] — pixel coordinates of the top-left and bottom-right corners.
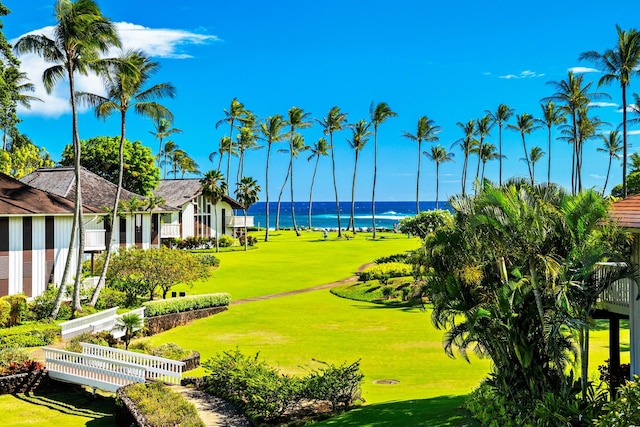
[0, 322, 60, 348]
[142, 293, 231, 317]
[358, 262, 413, 281]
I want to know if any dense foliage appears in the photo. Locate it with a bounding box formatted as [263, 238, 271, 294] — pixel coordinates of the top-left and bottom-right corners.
[416, 182, 632, 425]
[398, 209, 454, 239]
[595, 377, 640, 426]
[121, 381, 204, 427]
[60, 136, 159, 195]
[0, 322, 59, 348]
[142, 293, 230, 317]
[0, 142, 54, 178]
[357, 262, 412, 282]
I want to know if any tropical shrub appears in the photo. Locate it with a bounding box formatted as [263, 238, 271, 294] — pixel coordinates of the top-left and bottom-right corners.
[95, 287, 128, 310]
[595, 376, 640, 426]
[218, 235, 233, 247]
[142, 293, 230, 317]
[146, 342, 191, 360]
[121, 381, 204, 427]
[28, 286, 72, 321]
[358, 262, 412, 281]
[398, 209, 453, 239]
[0, 299, 10, 326]
[0, 323, 59, 348]
[598, 359, 630, 395]
[300, 359, 364, 411]
[239, 234, 258, 247]
[0, 294, 27, 326]
[64, 331, 112, 353]
[374, 253, 411, 264]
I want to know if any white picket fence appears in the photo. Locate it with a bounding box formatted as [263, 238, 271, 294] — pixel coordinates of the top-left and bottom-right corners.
[59, 307, 146, 340]
[80, 342, 184, 384]
[44, 347, 146, 393]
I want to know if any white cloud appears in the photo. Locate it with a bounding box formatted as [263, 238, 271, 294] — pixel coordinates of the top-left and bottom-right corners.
[12, 22, 219, 118]
[589, 102, 619, 108]
[628, 130, 640, 135]
[590, 174, 605, 179]
[499, 70, 545, 80]
[617, 104, 640, 113]
[569, 66, 601, 74]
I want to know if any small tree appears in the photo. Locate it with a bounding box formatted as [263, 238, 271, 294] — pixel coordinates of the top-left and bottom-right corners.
[398, 210, 454, 239]
[114, 312, 143, 350]
[235, 176, 260, 251]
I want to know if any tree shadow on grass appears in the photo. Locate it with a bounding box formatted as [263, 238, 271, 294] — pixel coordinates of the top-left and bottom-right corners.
[313, 395, 480, 427]
[11, 384, 115, 426]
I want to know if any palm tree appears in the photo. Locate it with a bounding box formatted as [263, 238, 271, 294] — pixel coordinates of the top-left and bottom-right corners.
[1, 67, 41, 150]
[215, 98, 245, 195]
[14, 0, 120, 317]
[114, 313, 144, 350]
[317, 106, 348, 237]
[209, 136, 235, 173]
[307, 138, 329, 229]
[454, 120, 476, 196]
[347, 119, 372, 233]
[286, 107, 312, 236]
[537, 101, 566, 184]
[259, 115, 286, 242]
[486, 104, 514, 185]
[174, 150, 199, 178]
[235, 111, 260, 187]
[479, 142, 499, 182]
[369, 102, 397, 239]
[524, 146, 545, 184]
[597, 130, 623, 195]
[580, 25, 640, 198]
[235, 176, 260, 251]
[425, 145, 454, 209]
[201, 170, 227, 253]
[76, 49, 174, 307]
[508, 113, 541, 184]
[275, 135, 307, 230]
[162, 140, 178, 178]
[474, 115, 493, 188]
[401, 116, 440, 213]
[150, 117, 181, 172]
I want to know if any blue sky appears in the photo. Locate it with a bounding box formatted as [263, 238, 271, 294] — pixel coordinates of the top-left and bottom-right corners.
[6, 0, 640, 202]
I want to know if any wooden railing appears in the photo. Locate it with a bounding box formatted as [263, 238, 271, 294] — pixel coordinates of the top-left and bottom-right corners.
[595, 262, 632, 314]
[80, 342, 184, 384]
[59, 307, 119, 340]
[44, 347, 146, 393]
[161, 223, 181, 238]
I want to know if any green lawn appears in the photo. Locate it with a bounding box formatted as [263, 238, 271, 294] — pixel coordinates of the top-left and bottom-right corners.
[1, 231, 630, 426]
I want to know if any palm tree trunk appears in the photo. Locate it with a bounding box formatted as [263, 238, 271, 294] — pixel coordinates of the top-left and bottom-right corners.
[51, 203, 76, 319]
[461, 154, 468, 196]
[264, 143, 272, 242]
[372, 128, 378, 239]
[243, 211, 248, 251]
[226, 120, 234, 196]
[603, 156, 613, 196]
[350, 152, 359, 234]
[90, 110, 126, 307]
[309, 156, 320, 229]
[276, 167, 289, 231]
[622, 85, 628, 198]
[475, 137, 483, 185]
[330, 133, 342, 238]
[289, 144, 300, 237]
[214, 202, 219, 253]
[499, 125, 503, 186]
[70, 71, 84, 315]
[547, 126, 552, 185]
[416, 140, 421, 214]
[521, 134, 533, 184]
[435, 162, 440, 209]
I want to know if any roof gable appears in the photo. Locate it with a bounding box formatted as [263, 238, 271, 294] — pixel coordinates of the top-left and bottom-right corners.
[155, 179, 244, 210]
[611, 194, 640, 229]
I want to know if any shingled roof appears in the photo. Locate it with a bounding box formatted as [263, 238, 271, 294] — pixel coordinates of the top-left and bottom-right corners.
[0, 173, 102, 215]
[155, 179, 245, 210]
[21, 167, 177, 212]
[611, 194, 640, 229]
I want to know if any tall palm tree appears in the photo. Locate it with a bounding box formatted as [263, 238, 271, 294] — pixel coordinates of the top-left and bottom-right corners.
[369, 102, 397, 239]
[401, 116, 440, 213]
[537, 101, 566, 184]
[580, 25, 640, 198]
[235, 176, 260, 251]
[216, 98, 245, 195]
[479, 142, 499, 182]
[235, 111, 260, 187]
[474, 115, 493, 187]
[486, 104, 514, 185]
[150, 117, 181, 172]
[307, 138, 329, 229]
[597, 130, 623, 195]
[347, 119, 372, 233]
[174, 150, 199, 178]
[425, 145, 454, 210]
[454, 120, 476, 196]
[76, 49, 174, 307]
[275, 134, 307, 230]
[162, 140, 178, 179]
[317, 106, 348, 237]
[209, 136, 235, 173]
[508, 113, 541, 184]
[201, 170, 227, 253]
[522, 146, 545, 184]
[1, 67, 41, 150]
[286, 107, 312, 236]
[259, 115, 286, 242]
[14, 0, 120, 317]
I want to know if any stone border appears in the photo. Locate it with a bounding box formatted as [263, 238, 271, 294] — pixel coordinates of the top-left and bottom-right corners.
[145, 306, 228, 335]
[0, 369, 50, 395]
[182, 351, 200, 372]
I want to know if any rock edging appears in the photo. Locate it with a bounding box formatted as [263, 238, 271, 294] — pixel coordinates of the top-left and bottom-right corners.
[0, 369, 50, 394]
[145, 306, 228, 335]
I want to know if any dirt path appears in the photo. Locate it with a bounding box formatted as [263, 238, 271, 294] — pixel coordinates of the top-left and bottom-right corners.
[229, 262, 372, 306]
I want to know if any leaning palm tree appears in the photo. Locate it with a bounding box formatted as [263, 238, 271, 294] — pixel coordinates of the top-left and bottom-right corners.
[175, 150, 199, 179]
[162, 140, 178, 179]
[474, 115, 493, 188]
[259, 115, 286, 242]
[479, 143, 499, 182]
[508, 113, 541, 184]
[201, 170, 227, 253]
[536, 101, 566, 184]
[401, 116, 440, 213]
[14, 0, 120, 317]
[522, 146, 545, 184]
[1, 67, 42, 150]
[454, 120, 476, 196]
[150, 117, 181, 172]
[209, 136, 236, 173]
[369, 102, 397, 239]
[597, 130, 622, 195]
[486, 104, 514, 185]
[347, 119, 372, 233]
[307, 138, 329, 229]
[425, 145, 454, 209]
[317, 106, 348, 237]
[580, 25, 640, 198]
[235, 176, 260, 251]
[286, 107, 312, 236]
[77, 49, 175, 307]
[215, 98, 245, 195]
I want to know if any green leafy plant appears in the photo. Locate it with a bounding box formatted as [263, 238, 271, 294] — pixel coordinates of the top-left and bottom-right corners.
[596, 376, 640, 426]
[358, 262, 412, 281]
[142, 293, 230, 317]
[114, 313, 144, 350]
[0, 323, 59, 348]
[301, 359, 364, 411]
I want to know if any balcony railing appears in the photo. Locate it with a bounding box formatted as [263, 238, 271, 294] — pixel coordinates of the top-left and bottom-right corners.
[85, 229, 106, 251]
[225, 215, 254, 228]
[596, 262, 632, 315]
[161, 223, 181, 238]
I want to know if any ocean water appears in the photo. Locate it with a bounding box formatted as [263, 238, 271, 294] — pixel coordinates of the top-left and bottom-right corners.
[246, 201, 451, 230]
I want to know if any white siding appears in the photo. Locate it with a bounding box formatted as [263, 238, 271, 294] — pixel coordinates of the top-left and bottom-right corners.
[126, 215, 134, 247]
[182, 203, 195, 239]
[31, 217, 46, 297]
[142, 214, 151, 249]
[8, 217, 22, 295]
[631, 236, 640, 376]
[109, 216, 120, 252]
[53, 216, 75, 286]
